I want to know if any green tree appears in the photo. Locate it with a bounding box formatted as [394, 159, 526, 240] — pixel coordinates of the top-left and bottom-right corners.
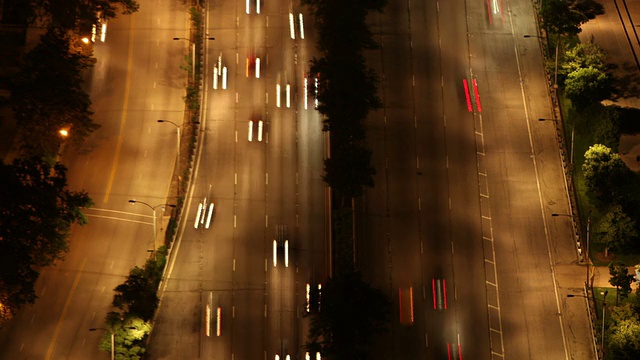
[112, 260, 161, 322]
[541, 0, 588, 36]
[558, 42, 607, 84]
[598, 205, 638, 254]
[571, 0, 605, 20]
[565, 67, 612, 107]
[609, 261, 636, 303]
[607, 314, 640, 360]
[19, 0, 139, 30]
[582, 144, 627, 202]
[98, 312, 152, 360]
[0, 157, 92, 321]
[306, 271, 390, 359]
[10, 29, 99, 156]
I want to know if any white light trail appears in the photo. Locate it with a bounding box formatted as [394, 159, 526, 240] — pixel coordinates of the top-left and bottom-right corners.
[289, 13, 295, 39]
[205, 203, 214, 229]
[273, 240, 277, 267]
[248, 121, 253, 142]
[304, 78, 308, 110]
[205, 304, 211, 337]
[284, 240, 289, 267]
[256, 58, 261, 78]
[299, 14, 304, 39]
[213, 66, 218, 89]
[222, 67, 228, 89]
[276, 84, 281, 108]
[257, 0, 260, 14]
[258, 120, 263, 142]
[286, 84, 291, 108]
[195, 203, 203, 228]
[246, 0, 250, 14]
[216, 306, 222, 336]
[100, 23, 107, 42]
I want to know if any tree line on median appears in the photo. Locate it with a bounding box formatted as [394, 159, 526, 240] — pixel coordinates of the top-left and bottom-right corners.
[302, 0, 392, 358]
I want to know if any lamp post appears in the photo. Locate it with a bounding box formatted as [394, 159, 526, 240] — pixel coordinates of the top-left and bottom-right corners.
[602, 290, 608, 357]
[89, 326, 136, 360]
[128, 200, 176, 254]
[173, 37, 215, 81]
[157, 120, 181, 193]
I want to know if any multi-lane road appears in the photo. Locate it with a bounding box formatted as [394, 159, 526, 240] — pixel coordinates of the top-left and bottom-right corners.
[147, 1, 326, 359]
[0, 0, 592, 359]
[361, 0, 584, 359]
[0, 1, 189, 358]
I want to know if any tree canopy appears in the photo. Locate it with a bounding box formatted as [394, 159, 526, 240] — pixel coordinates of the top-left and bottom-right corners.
[541, 0, 588, 36]
[306, 271, 390, 359]
[559, 42, 607, 84]
[608, 304, 640, 360]
[609, 261, 636, 302]
[10, 28, 100, 156]
[582, 144, 627, 201]
[565, 66, 612, 108]
[598, 206, 638, 254]
[0, 157, 92, 321]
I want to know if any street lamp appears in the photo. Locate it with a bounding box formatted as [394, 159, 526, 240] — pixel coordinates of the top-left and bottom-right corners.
[524, 34, 560, 90]
[173, 37, 215, 81]
[128, 200, 176, 253]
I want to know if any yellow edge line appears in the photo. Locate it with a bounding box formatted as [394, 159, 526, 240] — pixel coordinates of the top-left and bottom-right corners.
[103, 15, 136, 203]
[45, 257, 87, 360]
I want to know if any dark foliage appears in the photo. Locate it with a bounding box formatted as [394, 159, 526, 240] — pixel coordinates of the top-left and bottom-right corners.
[0, 157, 92, 320]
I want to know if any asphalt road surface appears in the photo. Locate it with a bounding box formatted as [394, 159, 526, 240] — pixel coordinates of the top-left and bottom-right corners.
[0, 1, 188, 359]
[146, 0, 326, 359]
[362, 0, 574, 359]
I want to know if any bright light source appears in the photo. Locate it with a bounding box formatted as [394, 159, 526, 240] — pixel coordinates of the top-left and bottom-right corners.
[200, 198, 207, 225]
[299, 14, 305, 39]
[304, 78, 308, 110]
[276, 84, 281, 108]
[257, 0, 260, 14]
[248, 121, 253, 142]
[205, 203, 214, 229]
[258, 120, 263, 142]
[273, 240, 277, 267]
[195, 203, 203, 228]
[246, 0, 250, 14]
[222, 67, 228, 89]
[286, 84, 291, 108]
[216, 306, 222, 336]
[59, 129, 69, 137]
[284, 240, 289, 268]
[306, 283, 310, 312]
[316, 353, 321, 360]
[81, 37, 90, 44]
[256, 58, 261, 78]
[289, 13, 295, 39]
[91, 24, 97, 42]
[205, 304, 211, 337]
[306, 353, 310, 360]
[314, 77, 319, 108]
[100, 23, 107, 42]
[213, 66, 219, 89]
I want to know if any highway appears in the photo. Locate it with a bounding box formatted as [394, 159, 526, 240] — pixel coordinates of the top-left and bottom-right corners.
[0, 1, 189, 358]
[361, 0, 577, 359]
[147, 0, 326, 359]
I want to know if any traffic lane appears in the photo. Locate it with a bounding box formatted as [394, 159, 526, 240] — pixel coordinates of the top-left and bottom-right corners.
[486, 145, 568, 359]
[471, 20, 569, 358]
[0, 217, 151, 360]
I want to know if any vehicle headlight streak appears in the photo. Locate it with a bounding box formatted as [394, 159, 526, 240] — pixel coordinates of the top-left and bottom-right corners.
[289, 13, 295, 39]
[276, 84, 281, 108]
[273, 240, 277, 267]
[248, 121, 254, 142]
[257, 0, 260, 14]
[286, 84, 291, 108]
[298, 14, 304, 39]
[222, 67, 228, 89]
[216, 306, 222, 336]
[194, 203, 203, 228]
[100, 23, 107, 42]
[284, 240, 289, 267]
[213, 66, 219, 89]
[256, 58, 261, 78]
[304, 78, 308, 110]
[205, 203, 214, 229]
[314, 77, 319, 109]
[258, 120, 263, 142]
[246, 0, 250, 14]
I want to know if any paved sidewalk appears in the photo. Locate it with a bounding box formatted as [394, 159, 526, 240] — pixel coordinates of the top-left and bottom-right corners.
[550, 1, 640, 359]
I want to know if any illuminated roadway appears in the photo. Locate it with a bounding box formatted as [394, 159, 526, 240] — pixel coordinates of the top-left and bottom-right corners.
[0, 1, 189, 358]
[362, 0, 579, 359]
[147, 0, 326, 359]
